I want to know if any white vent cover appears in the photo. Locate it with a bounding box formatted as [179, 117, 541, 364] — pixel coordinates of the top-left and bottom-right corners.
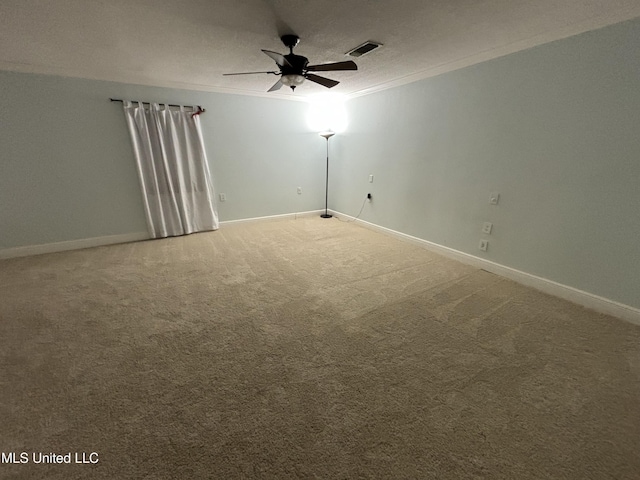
[346, 41, 383, 57]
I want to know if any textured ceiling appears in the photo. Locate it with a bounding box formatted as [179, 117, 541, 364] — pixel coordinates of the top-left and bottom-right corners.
[1, 0, 639, 100]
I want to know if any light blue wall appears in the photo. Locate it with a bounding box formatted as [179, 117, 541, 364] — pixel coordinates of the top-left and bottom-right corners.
[0, 72, 325, 248]
[333, 18, 640, 309]
[209, 94, 325, 220]
[2, 19, 638, 310]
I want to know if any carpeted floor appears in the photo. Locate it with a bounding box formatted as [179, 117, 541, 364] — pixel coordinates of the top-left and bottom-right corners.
[1, 216, 639, 479]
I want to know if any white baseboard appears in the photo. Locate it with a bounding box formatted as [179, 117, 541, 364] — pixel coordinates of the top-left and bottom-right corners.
[0, 209, 325, 260]
[0, 210, 325, 259]
[331, 210, 640, 326]
[220, 209, 325, 226]
[0, 232, 150, 260]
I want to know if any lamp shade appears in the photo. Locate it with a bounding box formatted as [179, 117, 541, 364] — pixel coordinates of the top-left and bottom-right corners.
[319, 131, 335, 139]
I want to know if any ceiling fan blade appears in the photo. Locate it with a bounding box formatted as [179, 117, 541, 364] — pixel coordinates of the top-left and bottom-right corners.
[305, 73, 339, 89]
[268, 79, 283, 92]
[262, 50, 292, 67]
[305, 60, 358, 72]
[223, 71, 278, 76]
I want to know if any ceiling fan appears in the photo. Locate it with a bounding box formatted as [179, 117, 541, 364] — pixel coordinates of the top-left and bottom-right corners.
[223, 35, 358, 92]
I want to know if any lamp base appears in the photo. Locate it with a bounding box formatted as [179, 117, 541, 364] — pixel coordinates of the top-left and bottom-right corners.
[320, 214, 333, 219]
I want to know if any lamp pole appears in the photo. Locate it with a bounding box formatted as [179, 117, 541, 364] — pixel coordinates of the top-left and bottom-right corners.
[319, 131, 335, 218]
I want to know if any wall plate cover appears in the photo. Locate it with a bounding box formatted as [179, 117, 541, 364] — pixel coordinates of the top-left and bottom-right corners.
[482, 222, 493, 234]
[489, 192, 500, 205]
[479, 239, 488, 251]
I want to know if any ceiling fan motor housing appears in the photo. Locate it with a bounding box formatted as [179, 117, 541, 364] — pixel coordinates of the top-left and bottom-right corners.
[280, 35, 308, 75]
[282, 54, 308, 75]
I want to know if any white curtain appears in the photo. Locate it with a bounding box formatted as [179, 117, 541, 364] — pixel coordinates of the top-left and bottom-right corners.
[122, 101, 218, 238]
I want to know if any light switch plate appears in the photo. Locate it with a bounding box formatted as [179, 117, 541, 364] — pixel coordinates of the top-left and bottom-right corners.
[489, 192, 500, 205]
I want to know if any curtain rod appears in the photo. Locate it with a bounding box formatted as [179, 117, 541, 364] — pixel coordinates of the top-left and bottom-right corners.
[110, 98, 205, 113]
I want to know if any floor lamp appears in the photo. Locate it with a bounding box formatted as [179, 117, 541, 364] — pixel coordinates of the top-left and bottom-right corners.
[319, 131, 335, 218]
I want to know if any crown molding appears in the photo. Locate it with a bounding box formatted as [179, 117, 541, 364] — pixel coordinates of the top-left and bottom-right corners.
[347, 11, 640, 100]
[1, 11, 638, 102]
[0, 61, 308, 102]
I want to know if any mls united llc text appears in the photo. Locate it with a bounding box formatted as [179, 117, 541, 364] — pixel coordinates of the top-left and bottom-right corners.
[2, 452, 99, 464]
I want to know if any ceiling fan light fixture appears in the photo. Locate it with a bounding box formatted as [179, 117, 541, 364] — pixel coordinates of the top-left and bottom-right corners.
[281, 74, 305, 89]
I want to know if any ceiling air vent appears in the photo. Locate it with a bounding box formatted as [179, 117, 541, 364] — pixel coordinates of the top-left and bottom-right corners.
[346, 41, 382, 58]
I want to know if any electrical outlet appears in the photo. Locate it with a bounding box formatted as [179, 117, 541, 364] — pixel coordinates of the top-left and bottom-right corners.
[369, 174, 374, 183]
[297, 187, 302, 195]
[479, 239, 488, 251]
[482, 222, 493, 234]
[489, 192, 500, 205]
[219, 193, 226, 202]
